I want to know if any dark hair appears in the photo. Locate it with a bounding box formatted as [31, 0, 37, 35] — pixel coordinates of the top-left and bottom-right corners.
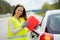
[12, 4, 27, 20]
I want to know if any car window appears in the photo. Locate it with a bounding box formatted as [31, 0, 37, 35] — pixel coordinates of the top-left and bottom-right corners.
[46, 13, 60, 34]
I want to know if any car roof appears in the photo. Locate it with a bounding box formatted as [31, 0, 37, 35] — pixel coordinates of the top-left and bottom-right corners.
[45, 10, 60, 16]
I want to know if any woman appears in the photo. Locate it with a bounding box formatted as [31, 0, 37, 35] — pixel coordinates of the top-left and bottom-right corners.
[8, 4, 28, 40]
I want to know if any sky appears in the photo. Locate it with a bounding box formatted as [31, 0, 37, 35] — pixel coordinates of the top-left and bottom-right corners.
[5, 0, 58, 10]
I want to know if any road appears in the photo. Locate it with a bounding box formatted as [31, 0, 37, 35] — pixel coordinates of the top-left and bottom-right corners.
[0, 17, 9, 40]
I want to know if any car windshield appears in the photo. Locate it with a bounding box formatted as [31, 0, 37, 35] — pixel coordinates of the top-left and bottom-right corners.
[46, 13, 60, 34]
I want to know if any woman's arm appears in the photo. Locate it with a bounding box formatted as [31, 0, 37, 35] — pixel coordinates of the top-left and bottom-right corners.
[10, 20, 22, 34]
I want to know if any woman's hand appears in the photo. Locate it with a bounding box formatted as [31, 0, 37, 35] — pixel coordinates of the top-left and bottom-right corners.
[21, 21, 29, 28]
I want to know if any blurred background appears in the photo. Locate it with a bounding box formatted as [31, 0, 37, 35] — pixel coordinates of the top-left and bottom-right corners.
[0, 0, 60, 17]
[0, 0, 60, 40]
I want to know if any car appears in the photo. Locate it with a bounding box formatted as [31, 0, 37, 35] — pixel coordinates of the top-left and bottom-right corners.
[30, 10, 60, 40]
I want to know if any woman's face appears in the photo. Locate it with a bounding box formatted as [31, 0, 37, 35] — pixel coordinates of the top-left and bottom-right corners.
[15, 7, 23, 17]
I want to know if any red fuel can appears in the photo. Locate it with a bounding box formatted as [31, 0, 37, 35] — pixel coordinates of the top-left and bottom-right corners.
[26, 16, 39, 31]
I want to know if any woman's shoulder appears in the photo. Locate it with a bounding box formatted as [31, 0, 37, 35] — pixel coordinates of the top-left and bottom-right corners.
[8, 17, 14, 21]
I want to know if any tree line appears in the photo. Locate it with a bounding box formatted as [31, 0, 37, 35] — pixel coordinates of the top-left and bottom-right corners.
[39, 0, 60, 16]
[0, 0, 15, 14]
[0, 0, 60, 15]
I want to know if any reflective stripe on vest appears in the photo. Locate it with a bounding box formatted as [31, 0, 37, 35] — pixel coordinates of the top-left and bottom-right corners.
[8, 34, 27, 39]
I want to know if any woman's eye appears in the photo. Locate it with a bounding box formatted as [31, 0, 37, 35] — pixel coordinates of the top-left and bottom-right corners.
[18, 10, 23, 12]
[18, 10, 20, 11]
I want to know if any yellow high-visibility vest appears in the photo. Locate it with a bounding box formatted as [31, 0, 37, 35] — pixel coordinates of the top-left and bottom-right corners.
[8, 17, 28, 40]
